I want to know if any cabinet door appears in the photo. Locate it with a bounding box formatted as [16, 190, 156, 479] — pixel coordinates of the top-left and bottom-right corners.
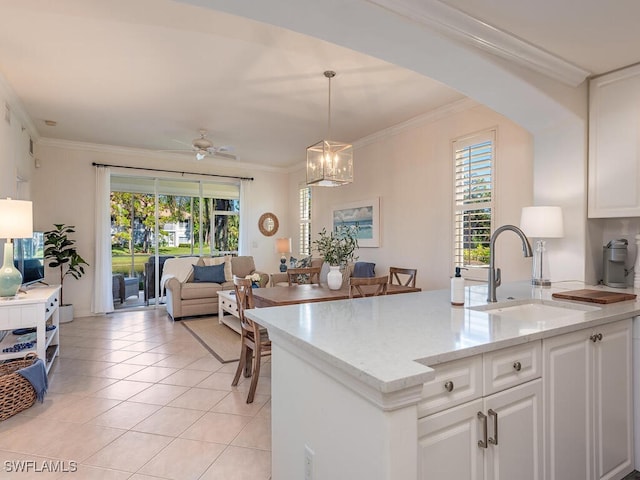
[543, 329, 592, 480]
[418, 399, 483, 480]
[589, 64, 640, 218]
[593, 319, 633, 480]
[484, 379, 542, 480]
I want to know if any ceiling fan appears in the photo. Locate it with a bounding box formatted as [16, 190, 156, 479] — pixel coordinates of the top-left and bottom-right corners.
[166, 130, 236, 161]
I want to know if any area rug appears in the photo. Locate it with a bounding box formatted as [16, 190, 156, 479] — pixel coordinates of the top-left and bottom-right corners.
[181, 317, 240, 363]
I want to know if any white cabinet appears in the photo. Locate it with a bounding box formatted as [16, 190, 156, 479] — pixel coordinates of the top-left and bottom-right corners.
[543, 318, 633, 480]
[588, 64, 640, 217]
[418, 342, 542, 480]
[0, 286, 61, 374]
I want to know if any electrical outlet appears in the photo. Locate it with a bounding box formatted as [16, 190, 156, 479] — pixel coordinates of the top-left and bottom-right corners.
[304, 445, 315, 480]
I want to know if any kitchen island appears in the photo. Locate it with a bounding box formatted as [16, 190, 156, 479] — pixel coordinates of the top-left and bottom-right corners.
[246, 282, 640, 480]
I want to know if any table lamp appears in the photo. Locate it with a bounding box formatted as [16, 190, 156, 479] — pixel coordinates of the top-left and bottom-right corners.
[0, 198, 33, 297]
[520, 206, 564, 287]
[276, 237, 292, 272]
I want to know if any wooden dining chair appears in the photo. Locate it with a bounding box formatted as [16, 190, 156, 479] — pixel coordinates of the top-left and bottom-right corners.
[389, 267, 417, 288]
[231, 276, 271, 404]
[349, 275, 389, 298]
[287, 266, 322, 286]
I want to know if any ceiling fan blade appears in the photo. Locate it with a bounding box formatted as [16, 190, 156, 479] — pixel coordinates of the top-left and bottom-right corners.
[212, 151, 237, 160]
[171, 138, 193, 148]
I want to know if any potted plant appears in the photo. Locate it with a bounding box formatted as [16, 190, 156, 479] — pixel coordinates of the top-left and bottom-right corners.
[313, 225, 359, 290]
[44, 224, 89, 323]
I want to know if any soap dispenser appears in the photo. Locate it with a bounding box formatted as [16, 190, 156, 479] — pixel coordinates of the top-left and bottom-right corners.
[451, 267, 466, 306]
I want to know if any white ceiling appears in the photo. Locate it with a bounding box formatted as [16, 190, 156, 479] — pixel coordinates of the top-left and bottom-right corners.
[0, 0, 638, 169]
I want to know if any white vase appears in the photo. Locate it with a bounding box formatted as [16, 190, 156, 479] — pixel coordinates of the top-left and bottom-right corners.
[327, 265, 343, 290]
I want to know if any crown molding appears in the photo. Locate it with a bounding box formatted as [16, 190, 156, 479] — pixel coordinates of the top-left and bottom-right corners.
[37, 137, 290, 174]
[354, 97, 478, 148]
[367, 0, 591, 87]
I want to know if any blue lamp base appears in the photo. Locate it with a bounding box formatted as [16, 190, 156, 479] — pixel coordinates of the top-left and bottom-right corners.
[0, 242, 22, 297]
[279, 257, 288, 272]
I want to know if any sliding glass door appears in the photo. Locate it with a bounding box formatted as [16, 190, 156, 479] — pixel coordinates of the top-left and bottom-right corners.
[110, 175, 240, 308]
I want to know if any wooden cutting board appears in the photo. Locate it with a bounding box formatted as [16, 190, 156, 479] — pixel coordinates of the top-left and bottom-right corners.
[551, 289, 637, 304]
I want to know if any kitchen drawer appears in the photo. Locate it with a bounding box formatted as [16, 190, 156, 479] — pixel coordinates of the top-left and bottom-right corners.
[418, 355, 483, 418]
[483, 340, 541, 396]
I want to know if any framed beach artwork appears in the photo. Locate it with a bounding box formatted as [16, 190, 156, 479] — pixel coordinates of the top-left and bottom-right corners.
[332, 197, 380, 247]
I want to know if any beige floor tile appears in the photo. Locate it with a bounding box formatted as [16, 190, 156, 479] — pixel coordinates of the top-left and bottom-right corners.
[196, 372, 236, 391]
[210, 390, 270, 416]
[186, 356, 225, 372]
[99, 350, 141, 363]
[256, 400, 271, 418]
[120, 341, 166, 353]
[41, 396, 122, 423]
[91, 379, 154, 401]
[35, 423, 126, 462]
[46, 374, 118, 396]
[97, 363, 147, 380]
[138, 437, 226, 480]
[158, 368, 212, 387]
[231, 415, 272, 450]
[84, 431, 173, 472]
[200, 445, 271, 480]
[168, 388, 229, 411]
[153, 354, 201, 369]
[132, 406, 205, 436]
[122, 352, 170, 366]
[127, 383, 189, 406]
[56, 464, 132, 480]
[216, 361, 240, 374]
[17, 392, 85, 419]
[89, 401, 161, 429]
[125, 365, 179, 383]
[180, 412, 251, 444]
[149, 341, 209, 356]
[58, 346, 113, 361]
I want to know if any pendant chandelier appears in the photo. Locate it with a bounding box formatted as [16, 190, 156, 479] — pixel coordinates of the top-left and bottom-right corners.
[306, 70, 353, 187]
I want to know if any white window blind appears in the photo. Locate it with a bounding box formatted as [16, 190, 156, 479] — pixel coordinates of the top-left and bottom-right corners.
[299, 186, 311, 256]
[453, 131, 495, 277]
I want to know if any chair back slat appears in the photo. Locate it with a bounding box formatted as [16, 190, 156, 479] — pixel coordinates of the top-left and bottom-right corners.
[287, 266, 322, 286]
[389, 267, 417, 288]
[233, 276, 256, 331]
[349, 275, 389, 298]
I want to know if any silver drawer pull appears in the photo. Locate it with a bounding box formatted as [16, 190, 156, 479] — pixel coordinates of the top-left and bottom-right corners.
[513, 361, 522, 372]
[488, 409, 498, 445]
[477, 411, 488, 448]
[444, 380, 454, 392]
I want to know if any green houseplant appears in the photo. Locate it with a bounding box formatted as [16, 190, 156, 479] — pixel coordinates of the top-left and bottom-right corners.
[44, 224, 89, 321]
[313, 225, 359, 290]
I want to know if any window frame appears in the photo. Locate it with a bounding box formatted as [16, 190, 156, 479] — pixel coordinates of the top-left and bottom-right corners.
[452, 129, 496, 281]
[299, 185, 312, 256]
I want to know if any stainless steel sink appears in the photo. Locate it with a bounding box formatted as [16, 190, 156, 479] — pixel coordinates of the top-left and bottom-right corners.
[469, 298, 600, 320]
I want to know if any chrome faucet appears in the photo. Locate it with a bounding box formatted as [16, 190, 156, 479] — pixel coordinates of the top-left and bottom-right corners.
[487, 225, 533, 302]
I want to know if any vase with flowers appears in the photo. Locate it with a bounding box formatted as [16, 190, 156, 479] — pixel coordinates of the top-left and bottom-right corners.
[313, 225, 359, 290]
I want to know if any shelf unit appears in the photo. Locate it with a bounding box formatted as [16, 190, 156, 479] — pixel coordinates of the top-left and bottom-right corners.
[0, 285, 61, 374]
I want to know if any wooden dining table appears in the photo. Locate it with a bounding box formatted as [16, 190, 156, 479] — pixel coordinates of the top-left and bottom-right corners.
[251, 283, 421, 308]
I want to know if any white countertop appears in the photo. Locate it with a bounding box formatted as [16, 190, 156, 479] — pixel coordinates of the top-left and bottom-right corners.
[245, 281, 640, 396]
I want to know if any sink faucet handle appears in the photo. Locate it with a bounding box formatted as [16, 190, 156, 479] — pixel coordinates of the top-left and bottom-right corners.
[495, 268, 501, 287]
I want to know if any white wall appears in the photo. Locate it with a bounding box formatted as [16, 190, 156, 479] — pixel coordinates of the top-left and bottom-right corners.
[303, 100, 533, 291]
[31, 141, 290, 317]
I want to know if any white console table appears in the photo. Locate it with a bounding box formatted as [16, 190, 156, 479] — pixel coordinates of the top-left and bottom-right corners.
[218, 289, 241, 334]
[0, 286, 61, 374]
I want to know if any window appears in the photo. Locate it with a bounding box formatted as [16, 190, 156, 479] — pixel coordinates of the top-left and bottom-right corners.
[453, 131, 495, 278]
[299, 186, 311, 255]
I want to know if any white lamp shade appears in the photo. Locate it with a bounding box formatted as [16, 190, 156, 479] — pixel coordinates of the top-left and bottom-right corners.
[0, 198, 33, 239]
[520, 206, 564, 238]
[275, 237, 292, 254]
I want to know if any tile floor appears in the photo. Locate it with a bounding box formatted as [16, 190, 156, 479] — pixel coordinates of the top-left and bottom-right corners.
[0, 308, 272, 479]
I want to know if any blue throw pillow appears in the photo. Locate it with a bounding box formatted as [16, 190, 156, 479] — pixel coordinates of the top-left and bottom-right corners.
[192, 264, 226, 283]
[353, 262, 376, 278]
